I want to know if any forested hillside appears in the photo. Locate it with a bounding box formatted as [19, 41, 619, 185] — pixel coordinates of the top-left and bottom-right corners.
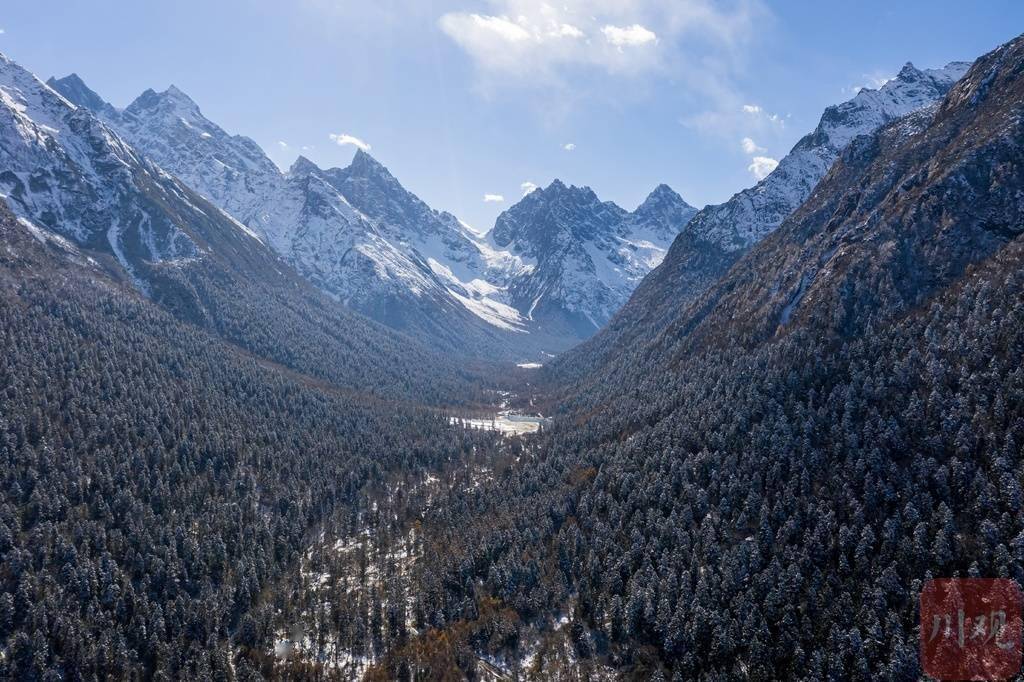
[355, 33, 1024, 680]
[1, 14, 1022, 682]
[0, 204, 502, 679]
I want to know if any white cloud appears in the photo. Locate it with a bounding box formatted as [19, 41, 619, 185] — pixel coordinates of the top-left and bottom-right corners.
[740, 136, 764, 154]
[685, 92, 785, 147]
[558, 24, 585, 38]
[0, 29, 6, 35]
[329, 133, 371, 151]
[747, 155, 778, 180]
[844, 72, 894, 95]
[277, 141, 289, 149]
[563, 143, 576, 151]
[483, 194, 505, 203]
[439, 9, 588, 78]
[864, 74, 892, 89]
[439, 0, 765, 85]
[468, 14, 531, 42]
[602, 24, 657, 48]
[742, 104, 782, 124]
[521, 181, 539, 196]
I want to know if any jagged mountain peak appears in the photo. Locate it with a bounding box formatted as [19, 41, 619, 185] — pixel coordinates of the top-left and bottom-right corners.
[329, 149, 410, 201]
[164, 84, 190, 99]
[0, 50, 282, 298]
[490, 175, 695, 336]
[679, 56, 971, 256]
[816, 59, 971, 148]
[894, 61, 923, 81]
[0, 52, 23, 76]
[890, 59, 971, 86]
[46, 72, 90, 95]
[347, 148, 391, 177]
[557, 53, 976, 382]
[127, 84, 202, 120]
[46, 72, 88, 91]
[320, 150, 442, 234]
[46, 73, 118, 118]
[32, 53, 702, 356]
[631, 184, 698, 242]
[521, 179, 604, 209]
[86, 79, 284, 230]
[647, 182, 677, 196]
[492, 181, 622, 246]
[636, 183, 690, 212]
[288, 155, 322, 177]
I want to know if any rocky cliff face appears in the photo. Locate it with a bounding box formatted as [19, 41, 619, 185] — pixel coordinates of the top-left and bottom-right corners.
[491, 180, 696, 337]
[1, 54, 274, 298]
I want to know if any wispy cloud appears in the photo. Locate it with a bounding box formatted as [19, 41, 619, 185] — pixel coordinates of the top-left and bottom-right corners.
[277, 141, 289, 149]
[842, 71, 894, 95]
[440, 0, 766, 86]
[740, 136, 764, 154]
[563, 143, 576, 151]
[742, 103, 783, 126]
[685, 97, 786, 154]
[747, 155, 778, 180]
[483, 193, 505, 203]
[521, 181, 539, 196]
[0, 29, 6, 35]
[602, 24, 657, 48]
[329, 133, 371, 151]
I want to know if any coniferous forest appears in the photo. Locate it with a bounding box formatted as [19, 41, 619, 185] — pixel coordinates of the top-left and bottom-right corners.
[0, 10, 1023, 682]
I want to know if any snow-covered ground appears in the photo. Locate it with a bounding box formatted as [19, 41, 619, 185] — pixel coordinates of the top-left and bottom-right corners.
[450, 414, 549, 436]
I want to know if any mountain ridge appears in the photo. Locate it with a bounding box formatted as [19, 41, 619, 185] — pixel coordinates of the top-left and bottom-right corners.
[549, 56, 971, 384]
[2, 53, 484, 405]
[46, 72, 697, 357]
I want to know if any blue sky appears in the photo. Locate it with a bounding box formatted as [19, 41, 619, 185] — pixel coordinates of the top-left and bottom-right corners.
[3, 1, 1021, 231]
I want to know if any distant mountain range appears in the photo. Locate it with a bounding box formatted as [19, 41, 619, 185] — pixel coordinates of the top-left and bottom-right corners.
[4, 22, 1024, 680]
[0, 52, 484, 404]
[553, 58, 971, 382]
[1, 51, 973, 366]
[45, 73, 696, 358]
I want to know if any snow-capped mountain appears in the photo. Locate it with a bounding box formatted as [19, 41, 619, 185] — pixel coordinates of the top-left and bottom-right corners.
[552, 59, 972, 382]
[491, 180, 697, 336]
[0, 54, 268, 294]
[47, 73, 695, 356]
[47, 74, 531, 354]
[48, 76, 288, 240]
[689, 60, 971, 252]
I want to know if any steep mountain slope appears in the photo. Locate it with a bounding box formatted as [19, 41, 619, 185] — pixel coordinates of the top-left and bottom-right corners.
[46, 73, 533, 357]
[491, 180, 697, 339]
[375, 34, 1024, 680]
[695, 60, 970, 253]
[3, 53, 482, 404]
[552, 59, 970, 381]
[0, 198, 502, 679]
[1, 54, 271, 292]
[48, 75, 696, 357]
[111, 82, 283, 228]
[569, 39, 1018, 416]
